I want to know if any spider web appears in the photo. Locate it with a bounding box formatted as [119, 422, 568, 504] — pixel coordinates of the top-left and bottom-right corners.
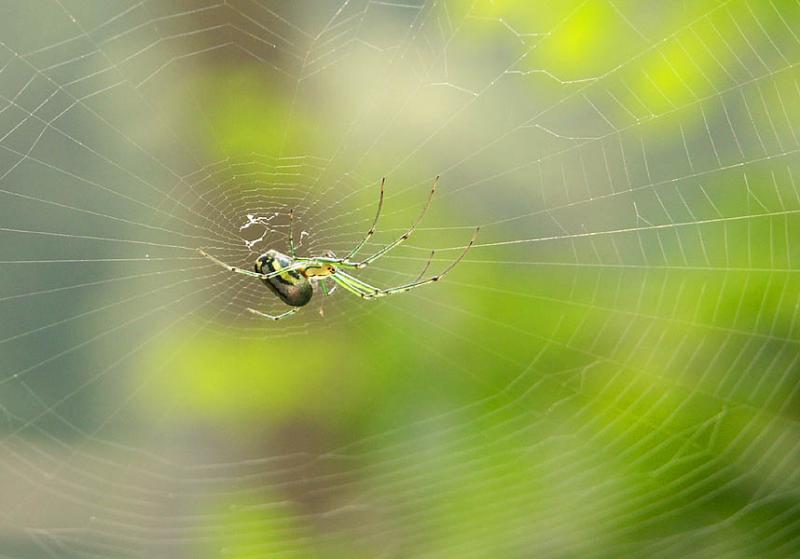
[1, 0, 799, 557]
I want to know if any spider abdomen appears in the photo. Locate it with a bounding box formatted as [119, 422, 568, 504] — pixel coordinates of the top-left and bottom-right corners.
[255, 250, 313, 307]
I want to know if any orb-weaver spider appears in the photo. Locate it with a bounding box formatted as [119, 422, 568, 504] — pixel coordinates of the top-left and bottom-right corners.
[198, 177, 479, 320]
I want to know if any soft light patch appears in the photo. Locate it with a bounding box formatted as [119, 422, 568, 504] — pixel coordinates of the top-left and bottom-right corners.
[533, 1, 640, 80]
[140, 330, 354, 423]
[632, 36, 716, 116]
[199, 67, 313, 158]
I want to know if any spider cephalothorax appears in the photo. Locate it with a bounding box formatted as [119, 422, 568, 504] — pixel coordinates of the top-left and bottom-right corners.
[199, 177, 478, 320]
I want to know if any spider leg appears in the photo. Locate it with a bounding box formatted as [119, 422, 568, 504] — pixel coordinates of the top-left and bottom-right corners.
[331, 248, 438, 299]
[198, 249, 304, 280]
[412, 250, 435, 283]
[247, 307, 299, 321]
[329, 272, 375, 299]
[319, 277, 337, 296]
[357, 227, 478, 299]
[342, 177, 385, 261]
[337, 176, 438, 269]
[334, 270, 379, 295]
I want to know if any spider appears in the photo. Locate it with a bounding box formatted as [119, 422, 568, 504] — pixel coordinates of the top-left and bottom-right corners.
[198, 177, 479, 320]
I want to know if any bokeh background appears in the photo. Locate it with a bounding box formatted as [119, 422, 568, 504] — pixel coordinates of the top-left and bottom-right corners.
[1, 1, 799, 557]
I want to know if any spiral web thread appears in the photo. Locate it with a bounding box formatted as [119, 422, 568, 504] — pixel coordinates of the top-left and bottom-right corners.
[0, 1, 799, 557]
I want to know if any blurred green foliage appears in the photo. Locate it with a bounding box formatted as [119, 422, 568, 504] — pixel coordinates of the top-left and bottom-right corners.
[127, 0, 800, 556]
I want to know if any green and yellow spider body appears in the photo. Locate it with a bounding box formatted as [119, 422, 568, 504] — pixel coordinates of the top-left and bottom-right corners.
[255, 249, 333, 307]
[199, 177, 478, 321]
